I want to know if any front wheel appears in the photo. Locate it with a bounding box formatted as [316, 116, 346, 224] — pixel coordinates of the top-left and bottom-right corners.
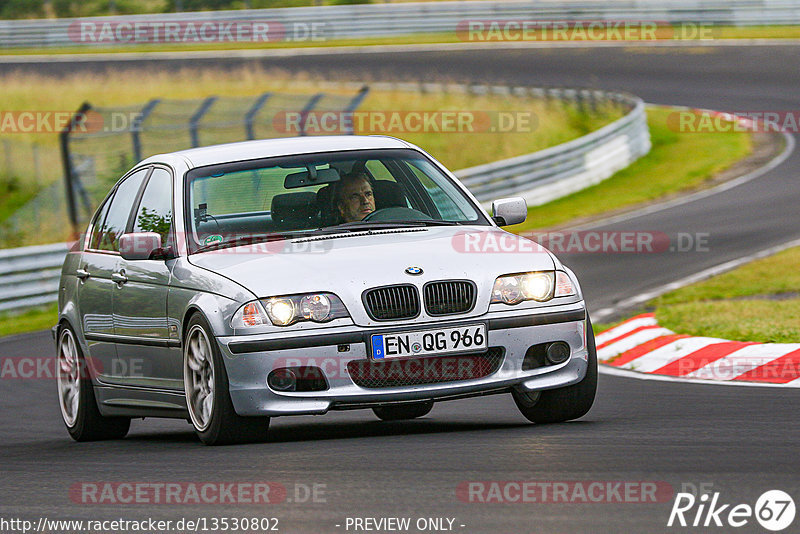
[57, 324, 130, 441]
[184, 313, 270, 445]
[373, 400, 434, 421]
[513, 318, 598, 424]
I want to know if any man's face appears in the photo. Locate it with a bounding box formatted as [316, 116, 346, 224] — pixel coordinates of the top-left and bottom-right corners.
[338, 178, 375, 222]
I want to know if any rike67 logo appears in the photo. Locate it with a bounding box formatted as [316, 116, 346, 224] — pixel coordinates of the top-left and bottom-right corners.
[668, 490, 795, 531]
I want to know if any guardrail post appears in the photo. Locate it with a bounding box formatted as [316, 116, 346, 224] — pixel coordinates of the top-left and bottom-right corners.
[342, 85, 370, 135]
[74, 158, 94, 220]
[189, 96, 218, 148]
[60, 102, 91, 235]
[131, 99, 160, 162]
[299, 93, 324, 136]
[32, 144, 41, 226]
[244, 92, 271, 140]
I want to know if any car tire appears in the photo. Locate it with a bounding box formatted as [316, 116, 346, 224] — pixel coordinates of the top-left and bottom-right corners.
[184, 313, 270, 445]
[513, 317, 598, 424]
[57, 324, 131, 441]
[373, 401, 434, 421]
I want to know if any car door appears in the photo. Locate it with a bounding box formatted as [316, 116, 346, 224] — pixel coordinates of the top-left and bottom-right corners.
[113, 166, 182, 388]
[76, 167, 149, 381]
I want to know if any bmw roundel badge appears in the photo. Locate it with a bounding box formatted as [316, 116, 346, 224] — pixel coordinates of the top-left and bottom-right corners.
[405, 266, 423, 276]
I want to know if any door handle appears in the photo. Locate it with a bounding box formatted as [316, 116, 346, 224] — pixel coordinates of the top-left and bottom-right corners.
[111, 270, 128, 284]
[76, 268, 90, 280]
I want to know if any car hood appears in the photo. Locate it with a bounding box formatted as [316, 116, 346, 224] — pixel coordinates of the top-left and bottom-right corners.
[188, 226, 556, 326]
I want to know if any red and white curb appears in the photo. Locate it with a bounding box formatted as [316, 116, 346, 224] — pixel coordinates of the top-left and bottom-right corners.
[596, 313, 800, 387]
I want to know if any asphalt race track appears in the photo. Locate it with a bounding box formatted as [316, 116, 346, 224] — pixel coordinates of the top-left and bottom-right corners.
[1, 45, 799, 533]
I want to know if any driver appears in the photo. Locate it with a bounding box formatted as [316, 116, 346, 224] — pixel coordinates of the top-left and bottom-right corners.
[335, 171, 375, 223]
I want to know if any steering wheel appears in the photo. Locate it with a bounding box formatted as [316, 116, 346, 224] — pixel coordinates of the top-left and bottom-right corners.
[362, 206, 432, 222]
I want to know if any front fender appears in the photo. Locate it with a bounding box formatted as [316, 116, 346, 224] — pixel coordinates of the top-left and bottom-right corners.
[185, 292, 241, 338]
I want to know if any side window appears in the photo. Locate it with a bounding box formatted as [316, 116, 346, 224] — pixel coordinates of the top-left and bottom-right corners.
[88, 195, 113, 250]
[365, 160, 395, 181]
[133, 168, 173, 246]
[97, 168, 149, 252]
[405, 160, 477, 221]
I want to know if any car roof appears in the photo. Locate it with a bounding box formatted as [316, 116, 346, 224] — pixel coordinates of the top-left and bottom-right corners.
[141, 135, 414, 169]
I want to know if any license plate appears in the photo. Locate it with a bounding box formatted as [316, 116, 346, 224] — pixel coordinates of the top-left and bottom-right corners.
[371, 324, 487, 360]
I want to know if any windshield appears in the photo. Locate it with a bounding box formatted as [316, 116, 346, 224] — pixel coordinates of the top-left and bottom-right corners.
[184, 148, 489, 253]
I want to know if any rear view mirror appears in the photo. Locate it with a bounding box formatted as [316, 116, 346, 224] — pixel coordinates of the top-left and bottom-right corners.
[119, 232, 167, 260]
[284, 167, 341, 189]
[491, 197, 527, 226]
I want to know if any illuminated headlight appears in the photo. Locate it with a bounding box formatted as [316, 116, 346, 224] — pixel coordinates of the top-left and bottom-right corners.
[232, 294, 348, 328]
[521, 272, 553, 301]
[257, 293, 348, 327]
[491, 272, 554, 304]
[265, 298, 296, 326]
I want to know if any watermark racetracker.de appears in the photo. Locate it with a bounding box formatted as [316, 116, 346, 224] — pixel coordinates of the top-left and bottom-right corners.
[451, 231, 711, 254]
[668, 109, 800, 133]
[69, 20, 327, 44]
[457, 480, 674, 503]
[69, 481, 326, 505]
[273, 110, 538, 135]
[0, 355, 107, 380]
[456, 21, 716, 42]
[0, 110, 104, 134]
[0, 110, 158, 135]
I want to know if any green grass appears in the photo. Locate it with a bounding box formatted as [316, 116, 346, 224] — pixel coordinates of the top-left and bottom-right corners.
[655, 300, 800, 343]
[656, 247, 800, 304]
[0, 303, 58, 338]
[507, 106, 753, 232]
[0, 175, 39, 223]
[648, 246, 800, 343]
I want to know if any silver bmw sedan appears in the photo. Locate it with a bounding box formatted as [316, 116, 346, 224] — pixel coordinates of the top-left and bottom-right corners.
[54, 136, 596, 445]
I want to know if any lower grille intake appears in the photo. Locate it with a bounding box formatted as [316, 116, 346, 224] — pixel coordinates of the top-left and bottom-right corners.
[347, 347, 505, 389]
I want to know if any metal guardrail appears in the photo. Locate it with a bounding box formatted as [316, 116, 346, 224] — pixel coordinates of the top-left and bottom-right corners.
[0, 85, 649, 313]
[455, 87, 649, 205]
[1, 0, 800, 49]
[0, 242, 69, 313]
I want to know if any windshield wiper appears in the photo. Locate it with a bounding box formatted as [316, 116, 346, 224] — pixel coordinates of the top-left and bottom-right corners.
[401, 220, 463, 226]
[320, 220, 461, 233]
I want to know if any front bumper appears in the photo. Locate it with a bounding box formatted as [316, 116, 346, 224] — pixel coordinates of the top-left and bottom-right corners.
[216, 303, 588, 416]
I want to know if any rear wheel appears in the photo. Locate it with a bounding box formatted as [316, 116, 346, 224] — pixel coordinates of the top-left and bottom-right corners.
[57, 325, 130, 441]
[513, 318, 598, 424]
[184, 313, 270, 445]
[373, 400, 434, 421]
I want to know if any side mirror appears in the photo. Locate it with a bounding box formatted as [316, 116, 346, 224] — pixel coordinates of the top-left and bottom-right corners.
[491, 197, 527, 226]
[119, 232, 168, 260]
